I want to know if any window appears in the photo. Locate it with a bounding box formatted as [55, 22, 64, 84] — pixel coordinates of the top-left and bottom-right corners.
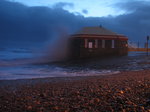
[102, 40, 105, 48]
[112, 40, 115, 48]
[95, 39, 98, 48]
[84, 39, 88, 48]
[98, 40, 102, 48]
[88, 42, 93, 48]
[105, 40, 112, 48]
[120, 41, 128, 48]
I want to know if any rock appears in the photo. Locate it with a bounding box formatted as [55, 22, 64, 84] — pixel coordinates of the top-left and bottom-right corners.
[119, 90, 124, 94]
[145, 99, 150, 106]
[27, 106, 32, 110]
[53, 106, 59, 110]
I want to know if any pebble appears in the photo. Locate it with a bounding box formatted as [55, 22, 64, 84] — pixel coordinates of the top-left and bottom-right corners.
[0, 70, 150, 112]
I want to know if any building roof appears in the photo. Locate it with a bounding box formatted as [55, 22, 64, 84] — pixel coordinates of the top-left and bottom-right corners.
[75, 26, 119, 35]
[71, 26, 128, 40]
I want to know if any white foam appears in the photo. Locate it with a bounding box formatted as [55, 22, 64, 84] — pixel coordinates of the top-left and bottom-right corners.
[0, 66, 120, 80]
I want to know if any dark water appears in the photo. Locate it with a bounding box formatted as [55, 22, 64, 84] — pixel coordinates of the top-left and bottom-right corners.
[0, 47, 150, 80]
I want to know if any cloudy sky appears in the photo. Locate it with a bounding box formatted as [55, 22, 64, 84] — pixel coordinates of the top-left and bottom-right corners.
[9, 0, 126, 17]
[0, 0, 150, 47]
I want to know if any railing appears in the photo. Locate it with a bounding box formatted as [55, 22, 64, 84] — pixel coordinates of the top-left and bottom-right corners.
[128, 48, 150, 52]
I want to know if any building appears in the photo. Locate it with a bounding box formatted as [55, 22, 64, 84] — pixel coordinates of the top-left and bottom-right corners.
[68, 26, 128, 59]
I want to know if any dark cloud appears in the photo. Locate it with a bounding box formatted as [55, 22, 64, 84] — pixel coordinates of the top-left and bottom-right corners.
[0, 0, 150, 47]
[53, 2, 74, 9]
[115, 1, 150, 12]
[82, 9, 88, 14]
[112, 1, 150, 44]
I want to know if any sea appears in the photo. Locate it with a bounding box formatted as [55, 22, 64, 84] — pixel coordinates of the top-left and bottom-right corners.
[0, 47, 149, 80]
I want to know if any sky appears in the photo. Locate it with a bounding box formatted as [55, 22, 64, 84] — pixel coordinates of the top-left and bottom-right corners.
[1, 0, 150, 47]
[9, 0, 125, 17]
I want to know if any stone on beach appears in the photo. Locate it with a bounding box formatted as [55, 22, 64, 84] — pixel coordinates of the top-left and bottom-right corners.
[0, 70, 150, 112]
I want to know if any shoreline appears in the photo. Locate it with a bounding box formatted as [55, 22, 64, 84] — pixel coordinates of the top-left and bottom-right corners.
[0, 69, 144, 88]
[0, 69, 150, 111]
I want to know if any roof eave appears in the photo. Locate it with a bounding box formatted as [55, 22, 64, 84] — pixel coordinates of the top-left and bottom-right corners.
[70, 34, 128, 40]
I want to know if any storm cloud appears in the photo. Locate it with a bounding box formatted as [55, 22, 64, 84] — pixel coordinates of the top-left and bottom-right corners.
[0, 0, 150, 47]
[53, 2, 74, 9]
[82, 9, 88, 14]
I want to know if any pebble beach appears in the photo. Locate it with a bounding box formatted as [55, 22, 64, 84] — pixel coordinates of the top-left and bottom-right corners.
[0, 69, 150, 112]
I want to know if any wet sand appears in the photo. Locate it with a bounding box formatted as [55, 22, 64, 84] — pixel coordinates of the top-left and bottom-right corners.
[0, 70, 150, 112]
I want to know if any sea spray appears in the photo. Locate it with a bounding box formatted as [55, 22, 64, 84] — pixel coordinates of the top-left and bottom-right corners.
[37, 25, 70, 63]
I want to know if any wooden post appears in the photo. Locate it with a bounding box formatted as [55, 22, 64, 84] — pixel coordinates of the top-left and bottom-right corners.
[147, 36, 149, 56]
[137, 41, 139, 51]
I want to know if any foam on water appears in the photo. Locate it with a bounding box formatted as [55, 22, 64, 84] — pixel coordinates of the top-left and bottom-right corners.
[0, 65, 120, 80]
[0, 48, 149, 80]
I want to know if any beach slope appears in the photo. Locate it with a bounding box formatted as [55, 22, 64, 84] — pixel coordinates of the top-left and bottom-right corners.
[0, 70, 150, 112]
